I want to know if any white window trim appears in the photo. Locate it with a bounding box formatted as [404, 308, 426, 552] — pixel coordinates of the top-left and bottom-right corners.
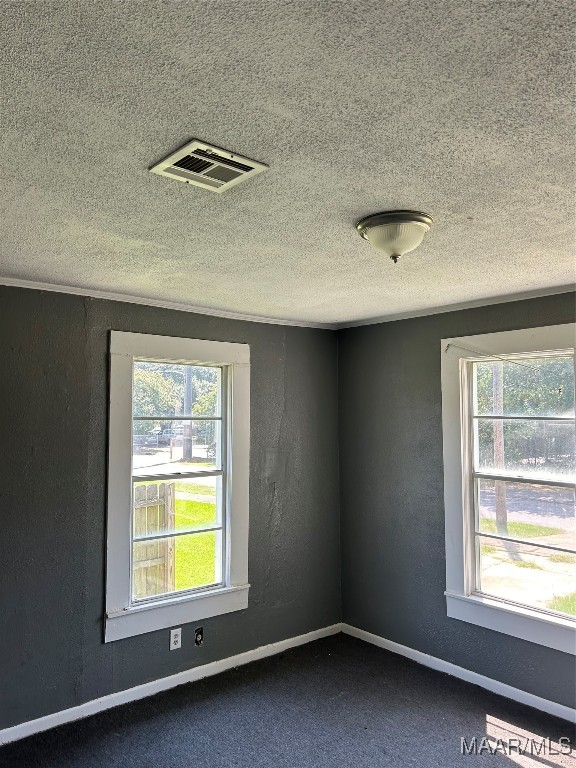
[105, 331, 250, 642]
[441, 323, 576, 655]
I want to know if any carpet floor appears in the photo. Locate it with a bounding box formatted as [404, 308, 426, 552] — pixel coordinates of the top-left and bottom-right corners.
[1, 634, 574, 767]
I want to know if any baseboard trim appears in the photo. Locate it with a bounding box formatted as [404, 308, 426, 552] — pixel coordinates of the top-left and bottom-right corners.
[0, 624, 342, 745]
[342, 624, 576, 724]
[3, 622, 573, 744]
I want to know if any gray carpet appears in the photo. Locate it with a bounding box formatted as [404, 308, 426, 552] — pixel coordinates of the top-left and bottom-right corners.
[1, 634, 574, 767]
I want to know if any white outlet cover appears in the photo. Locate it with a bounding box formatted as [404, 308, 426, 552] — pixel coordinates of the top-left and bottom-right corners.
[170, 628, 182, 650]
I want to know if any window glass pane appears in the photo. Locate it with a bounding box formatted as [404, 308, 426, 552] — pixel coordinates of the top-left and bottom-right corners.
[475, 419, 575, 480]
[474, 356, 574, 417]
[476, 479, 575, 550]
[477, 535, 576, 617]
[132, 478, 221, 537]
[132, 420, 222, 476]
[132, 530, 222, 601]
[133, 362, 221, 418]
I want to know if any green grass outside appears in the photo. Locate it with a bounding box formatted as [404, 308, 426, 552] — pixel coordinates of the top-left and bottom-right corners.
[480, 520, 563, 538]
[481, 543, 542, 569]
[174, 498, 217, 529]
[478, 521, 575, 617]
[174, 480, 214, 495]
[547, 592, 576, 617]
[133, 480, 219, 592]
[175, 531, 217, 590]
[513, 560, 542, 570]
[173, 498, 218, 589]
[549, 553, 576, 564]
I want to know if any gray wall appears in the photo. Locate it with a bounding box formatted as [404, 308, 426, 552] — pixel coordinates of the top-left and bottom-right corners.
[339, 292, 576, 709]
[0, 286, 341, 728]
[2, 284, 574, 730]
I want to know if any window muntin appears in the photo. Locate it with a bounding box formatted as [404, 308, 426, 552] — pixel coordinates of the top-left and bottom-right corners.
[467, 354, 576, 619]
[131, 360, 226, 602]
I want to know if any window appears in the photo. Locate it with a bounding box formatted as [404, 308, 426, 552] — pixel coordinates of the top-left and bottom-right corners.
[105, 332, 250, 642]
[441, 324, 575, 654]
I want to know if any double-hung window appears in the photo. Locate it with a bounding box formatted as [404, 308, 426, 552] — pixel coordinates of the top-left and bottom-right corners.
[441, 324, 575, 654]
[105, 332, 250, 642]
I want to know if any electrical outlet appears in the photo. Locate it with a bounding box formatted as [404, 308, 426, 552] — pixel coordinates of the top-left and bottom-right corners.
[170, 627, 182, 650]
[194, 627, 203, 646]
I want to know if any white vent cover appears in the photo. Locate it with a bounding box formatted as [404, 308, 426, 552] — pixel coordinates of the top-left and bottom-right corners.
[149, 139, 268, 193]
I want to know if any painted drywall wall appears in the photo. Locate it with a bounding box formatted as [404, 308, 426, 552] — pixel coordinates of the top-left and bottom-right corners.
[339, 292, 576, 709]
[2, 283, 574, 730]
[0, 286, 340, 728]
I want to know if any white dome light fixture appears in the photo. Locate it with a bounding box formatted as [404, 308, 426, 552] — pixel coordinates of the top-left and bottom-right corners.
[356, 210, 433, 264]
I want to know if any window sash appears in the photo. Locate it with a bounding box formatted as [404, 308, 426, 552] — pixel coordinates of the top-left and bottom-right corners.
[466, 357, 576, 610]
[472, 471, 574, 489]
[129, 361, 228, 607]
[473, 533, 576, 621]
[471, 414, 575, 483]
[473, 415, 573, 422]
[470, 510, 576, 616]
[132, 470, 223, 483]
[473, 530, 576, 556]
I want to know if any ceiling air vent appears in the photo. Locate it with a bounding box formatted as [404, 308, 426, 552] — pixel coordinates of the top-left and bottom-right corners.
[149, 140, 268, 193]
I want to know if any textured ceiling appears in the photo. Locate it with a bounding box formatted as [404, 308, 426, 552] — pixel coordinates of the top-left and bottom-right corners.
[1, 0, 574, 325]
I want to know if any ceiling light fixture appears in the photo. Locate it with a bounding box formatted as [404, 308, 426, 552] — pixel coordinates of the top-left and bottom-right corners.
[356, 210, 433, 264]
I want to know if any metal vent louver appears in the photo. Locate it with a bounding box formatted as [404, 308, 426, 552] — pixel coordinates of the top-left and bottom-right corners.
[149, 140, 268, 193]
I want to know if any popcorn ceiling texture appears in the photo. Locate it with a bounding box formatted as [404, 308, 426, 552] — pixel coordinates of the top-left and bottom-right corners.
[1, 0, 574, 324]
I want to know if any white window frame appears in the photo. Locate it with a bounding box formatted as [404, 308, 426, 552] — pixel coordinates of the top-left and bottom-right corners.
[105, 332, 250, 642]
[441, 323, 576, 655]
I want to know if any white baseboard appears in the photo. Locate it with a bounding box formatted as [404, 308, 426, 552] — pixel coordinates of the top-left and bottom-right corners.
[3, 622, 573, 745]
[0, 624, 342, 745]
[342, 624, 576, 724]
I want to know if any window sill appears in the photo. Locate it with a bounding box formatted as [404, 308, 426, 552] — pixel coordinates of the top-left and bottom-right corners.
[445, 591, 576, 655]
[105, 584, 249, 642]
